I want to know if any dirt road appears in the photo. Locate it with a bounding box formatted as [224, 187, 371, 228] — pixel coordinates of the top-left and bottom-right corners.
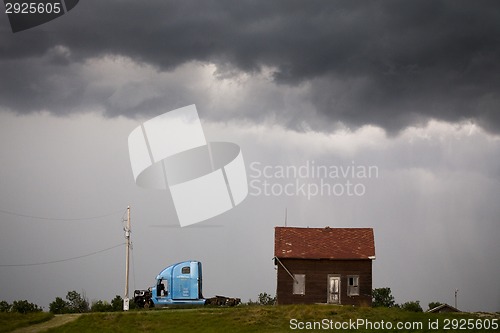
[12, 314, 82, 333]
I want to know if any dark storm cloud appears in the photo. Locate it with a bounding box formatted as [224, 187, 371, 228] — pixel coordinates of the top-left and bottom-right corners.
[1, 0, 499, 132]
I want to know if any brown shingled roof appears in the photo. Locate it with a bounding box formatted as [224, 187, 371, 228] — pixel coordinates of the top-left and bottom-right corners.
[274, 227, 375, 259]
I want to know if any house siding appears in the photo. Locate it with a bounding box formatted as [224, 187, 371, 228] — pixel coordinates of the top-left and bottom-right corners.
[276, 258, 372, 306]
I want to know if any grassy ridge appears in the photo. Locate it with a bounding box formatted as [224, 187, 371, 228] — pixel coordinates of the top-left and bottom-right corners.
[43, 305, 500, 333]
[0, 312, 54, 333]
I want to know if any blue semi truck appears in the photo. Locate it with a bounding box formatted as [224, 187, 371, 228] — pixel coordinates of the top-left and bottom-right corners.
[133, 260, 240, 308]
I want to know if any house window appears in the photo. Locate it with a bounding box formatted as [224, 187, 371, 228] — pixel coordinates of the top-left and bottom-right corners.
[347, 275, 359, 296]
[293, 274, 305, 295]
[181, 266, 190, 274]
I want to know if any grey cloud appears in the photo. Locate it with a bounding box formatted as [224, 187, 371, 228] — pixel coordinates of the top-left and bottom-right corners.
[1, 0, 499, 133]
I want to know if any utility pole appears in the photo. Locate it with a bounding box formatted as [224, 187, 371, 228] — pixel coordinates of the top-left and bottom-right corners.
[123, 206, 131, 311]
[455, 289, 459, 309]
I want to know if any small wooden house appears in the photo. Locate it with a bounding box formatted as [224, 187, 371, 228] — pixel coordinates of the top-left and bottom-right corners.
[274, 226, 375, 306]
[427, 304, 461, 313]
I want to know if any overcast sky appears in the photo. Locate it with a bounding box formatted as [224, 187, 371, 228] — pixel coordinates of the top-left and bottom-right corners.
[0, 0, 499, 312]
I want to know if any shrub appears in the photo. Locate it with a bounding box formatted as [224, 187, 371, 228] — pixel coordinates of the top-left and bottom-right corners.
[0, 301, 10, 313]
[401, 300, 423, 312]
[428, 301, 442, 311]
[49, 297, 69, 314]
[11, 300, 42, 314]
[66, 291, 89, 313]
[111, 295, 124, 311]
[372, 288, 395, 307]
[50, 291, 90, 313]
[258, 292, 276, 306]
[91, 300, 113, 312]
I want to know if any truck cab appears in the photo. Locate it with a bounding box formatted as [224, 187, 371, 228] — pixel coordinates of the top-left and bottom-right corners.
[134, 260, 240, 308]
[150, 260, 205, 306]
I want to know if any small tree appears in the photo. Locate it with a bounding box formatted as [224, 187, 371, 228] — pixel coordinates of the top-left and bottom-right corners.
[258, 292, 276, 305]
[111, 295, 123, 311]
[91, 300, 113, 312]
[401, 300, 423, 312]
[0, 301, 10, 312]
[11, 300, 42, 314]
[428, 301, 442, 311]
[66, 291, 89, 313]
[49, 297, 69, 314]
[372, 288, 395, 307]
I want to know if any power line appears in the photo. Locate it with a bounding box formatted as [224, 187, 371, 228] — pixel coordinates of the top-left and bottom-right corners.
[0, 243, 125, 267]
[0, 207, 126, 221]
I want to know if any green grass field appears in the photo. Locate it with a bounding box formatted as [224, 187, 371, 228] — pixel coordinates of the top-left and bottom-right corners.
[2, 306, 499, 333]
[44, 305, 499, 333]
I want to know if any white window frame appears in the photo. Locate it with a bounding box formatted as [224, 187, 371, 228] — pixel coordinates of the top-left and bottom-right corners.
[347, 275, 359, 296]
[293, 274, 305, 295]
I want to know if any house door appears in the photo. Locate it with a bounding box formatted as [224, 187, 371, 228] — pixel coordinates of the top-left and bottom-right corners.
[327, 275, 341, 304]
